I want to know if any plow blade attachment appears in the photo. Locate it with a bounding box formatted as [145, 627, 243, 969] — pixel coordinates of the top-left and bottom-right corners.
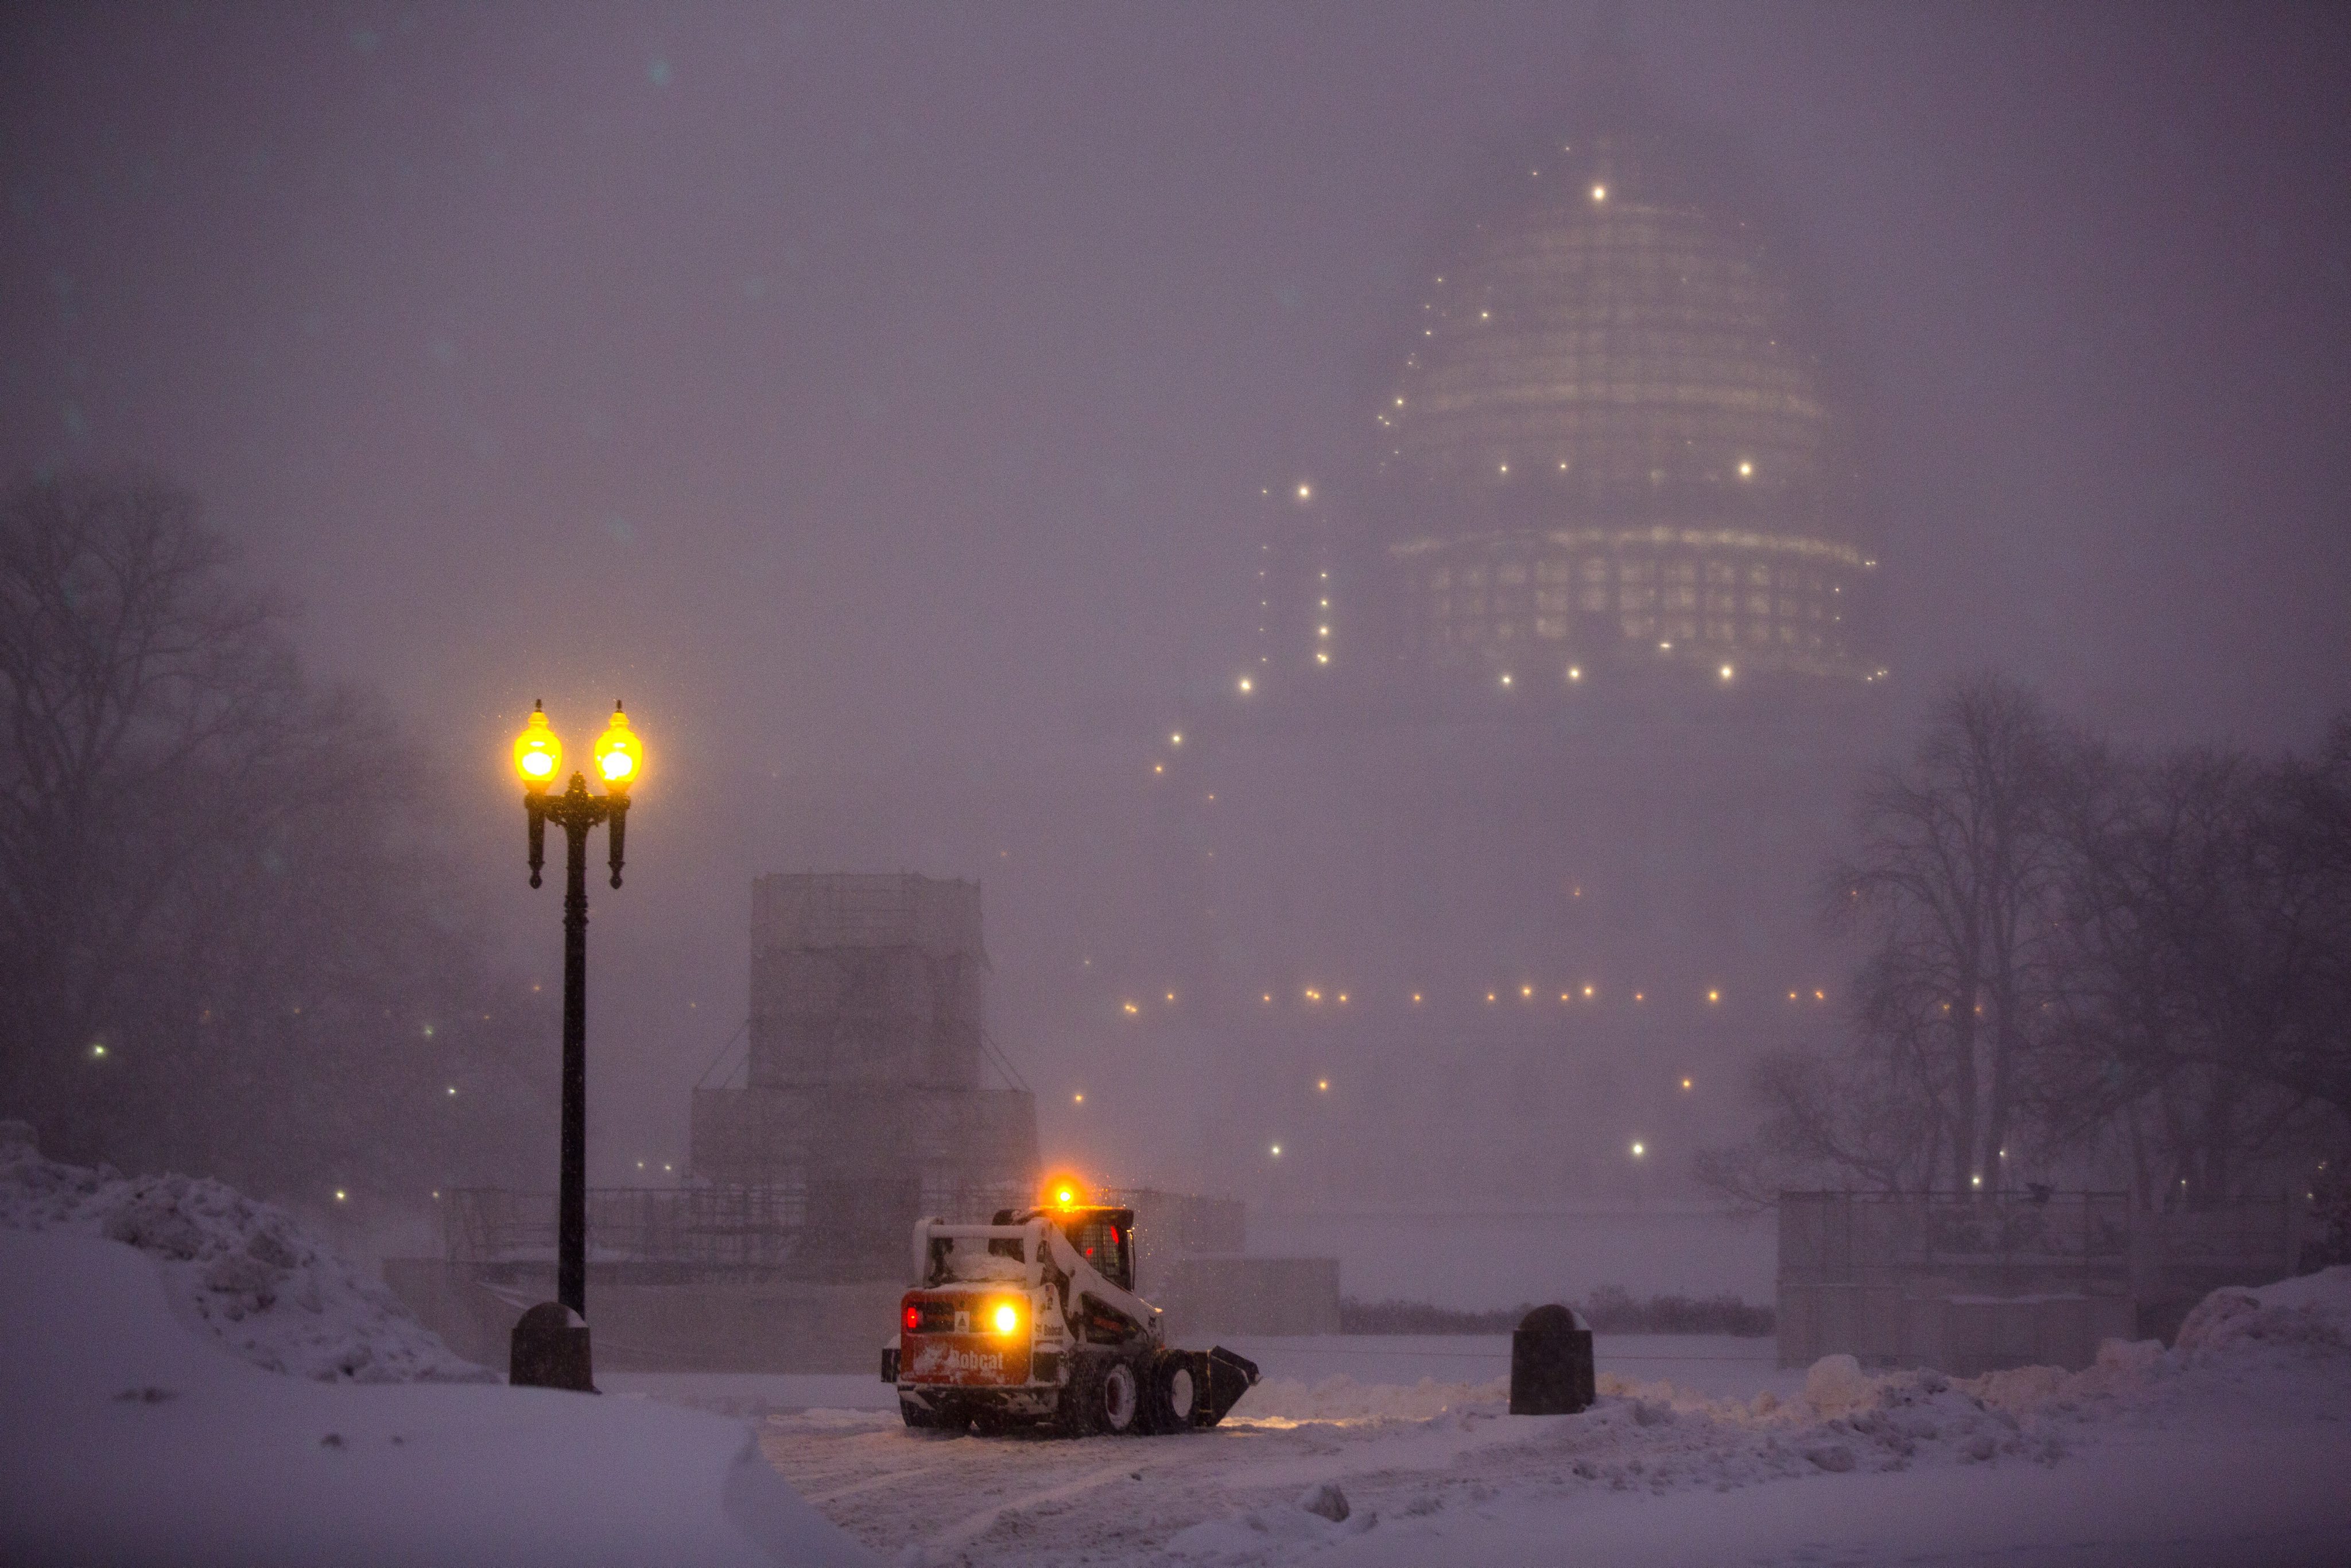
[1194, 1346, 1260, 1427]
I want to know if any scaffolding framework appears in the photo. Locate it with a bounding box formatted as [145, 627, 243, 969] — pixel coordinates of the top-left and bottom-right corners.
[688, 874, 1038, 1279]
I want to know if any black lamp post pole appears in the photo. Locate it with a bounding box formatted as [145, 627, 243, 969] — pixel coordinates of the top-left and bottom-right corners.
[556, 804, 591, 1315]
[522, 771, 626, 1341]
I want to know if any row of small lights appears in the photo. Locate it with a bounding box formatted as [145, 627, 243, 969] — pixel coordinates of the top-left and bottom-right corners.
[1494, 655, 1740, 689]
[1245, 490, 1881, 696]
[1073, 1071, 1698, 1108]
[1259, 1136, 1657, 1163]
[1114, 985, 1831, 1012]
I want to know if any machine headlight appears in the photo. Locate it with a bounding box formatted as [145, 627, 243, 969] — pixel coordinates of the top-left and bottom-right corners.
[992, 1302, 1021, 1336]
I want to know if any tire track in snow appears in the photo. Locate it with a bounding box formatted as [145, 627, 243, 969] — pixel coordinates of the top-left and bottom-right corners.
[914, 1456, 1149, 1554]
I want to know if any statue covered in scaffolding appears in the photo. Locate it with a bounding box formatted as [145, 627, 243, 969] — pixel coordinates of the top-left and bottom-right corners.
[690, 874, 1039, 1280]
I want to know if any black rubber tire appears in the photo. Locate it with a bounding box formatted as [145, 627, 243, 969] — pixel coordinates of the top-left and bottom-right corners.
[1057, 1351, 1146, 1437]
[1056, 1356, 1105, 1438]
[1148, 1351, 1200, 1433]
[1099, 1355, 1145, 1435]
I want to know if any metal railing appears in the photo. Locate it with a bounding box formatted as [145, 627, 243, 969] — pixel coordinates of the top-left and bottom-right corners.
[443, 1180, 1244, 1284]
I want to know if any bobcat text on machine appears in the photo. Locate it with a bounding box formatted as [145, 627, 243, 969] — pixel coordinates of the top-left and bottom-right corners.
[880, 1181, 1259, 1435]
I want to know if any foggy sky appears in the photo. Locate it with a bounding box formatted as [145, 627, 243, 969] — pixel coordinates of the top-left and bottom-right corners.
[5, 1, 2348, 1189]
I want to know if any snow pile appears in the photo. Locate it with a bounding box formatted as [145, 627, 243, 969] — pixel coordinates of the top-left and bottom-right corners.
[0, 1127, 490, 1383]
[1161, 1370, 2084, 1565]
[1, 1227, 873, 1566]
[1799, 1351, 1875, 1412]
[1163, 1484, 1378, 1561]
[934, 1244, 1030, 1283]
[2174, 1265, 2351, 1359]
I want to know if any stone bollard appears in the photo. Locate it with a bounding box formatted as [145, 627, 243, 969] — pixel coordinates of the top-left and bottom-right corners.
[510, 1301, 595, 1391]
[1510, 1303, 1595, 1414]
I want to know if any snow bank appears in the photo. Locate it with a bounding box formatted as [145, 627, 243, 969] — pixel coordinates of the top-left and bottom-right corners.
[2175, 1264, 2351, 1359]
[0, 1225, 873, 1566]
[1164, 1484, 1378, 1561]
[1152, 1363, 2091, 1566]
[0, 1127, 488, 1383]
[1170, 1275, 2351, 1560]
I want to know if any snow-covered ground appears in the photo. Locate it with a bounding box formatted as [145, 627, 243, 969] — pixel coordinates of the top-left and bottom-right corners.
[734, 1284, 2351, 1566]
[7, 1132, 2347, 1566]
[0, 1137, 872, 1567]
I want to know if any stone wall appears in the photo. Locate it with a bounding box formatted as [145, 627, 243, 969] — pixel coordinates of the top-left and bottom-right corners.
[383, 1260, 902, 1374]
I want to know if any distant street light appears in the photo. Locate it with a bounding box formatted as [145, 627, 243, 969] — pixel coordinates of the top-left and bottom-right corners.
[508, 700, 642, 1391]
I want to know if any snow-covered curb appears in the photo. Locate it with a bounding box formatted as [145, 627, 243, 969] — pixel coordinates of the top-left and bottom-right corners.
[0, 1124, 488, 1383]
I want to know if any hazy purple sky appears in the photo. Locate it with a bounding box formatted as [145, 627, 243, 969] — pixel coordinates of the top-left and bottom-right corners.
[6, 2, 2349, 1181]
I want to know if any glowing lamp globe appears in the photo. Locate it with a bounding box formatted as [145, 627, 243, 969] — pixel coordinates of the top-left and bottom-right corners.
[594, 702, 641, 787]
[513, 703, 561, 790]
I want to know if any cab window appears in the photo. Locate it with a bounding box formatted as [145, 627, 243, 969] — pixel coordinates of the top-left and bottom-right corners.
[1059, 1215, 1133, 1291]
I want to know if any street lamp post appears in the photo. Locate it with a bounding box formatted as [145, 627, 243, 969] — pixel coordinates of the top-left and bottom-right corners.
[509, 700, 642, 1391]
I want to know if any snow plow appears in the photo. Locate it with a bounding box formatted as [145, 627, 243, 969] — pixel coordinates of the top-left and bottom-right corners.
[879, 1187, 1259, 1435]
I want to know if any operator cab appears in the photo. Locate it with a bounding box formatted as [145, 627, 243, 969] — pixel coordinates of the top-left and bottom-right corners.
[996, 1203, 1136, 1293]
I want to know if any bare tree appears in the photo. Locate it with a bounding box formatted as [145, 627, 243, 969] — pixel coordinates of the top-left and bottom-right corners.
[1824, 675, 2070, 1192]
[0, 473, 301, 1100]
[0, 471, 547, 1198]
[1701, 682, 2350, 1215]
[2043, 735, 2346, 1204]
[1694, 1034, 1949, 1210]
[2256, 722, 2351, 1123]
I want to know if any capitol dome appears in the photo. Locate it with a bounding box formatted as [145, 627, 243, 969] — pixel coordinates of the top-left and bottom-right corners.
[1364, 120, 1875, 684]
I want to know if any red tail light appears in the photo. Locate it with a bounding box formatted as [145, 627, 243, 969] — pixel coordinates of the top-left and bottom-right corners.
[902, 1303, 920, 1333]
